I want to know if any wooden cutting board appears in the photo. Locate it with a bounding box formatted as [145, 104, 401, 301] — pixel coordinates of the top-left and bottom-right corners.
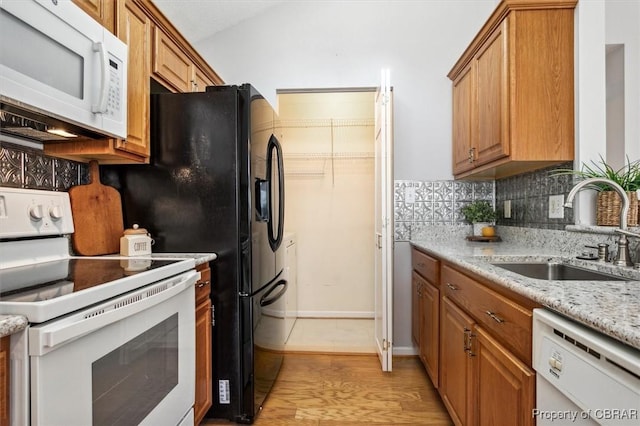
[69, 161, 124, 255]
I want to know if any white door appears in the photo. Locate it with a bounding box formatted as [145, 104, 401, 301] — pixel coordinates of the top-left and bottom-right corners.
[374, 69, 394, 372]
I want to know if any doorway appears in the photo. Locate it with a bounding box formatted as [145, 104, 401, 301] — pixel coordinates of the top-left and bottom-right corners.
[276, 89, 376, 353]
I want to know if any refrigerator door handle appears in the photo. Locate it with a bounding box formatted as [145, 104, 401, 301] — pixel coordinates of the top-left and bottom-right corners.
[259, 280, 287, 307]
[239, 268, 284, 298]
[266, 134, 285, 252]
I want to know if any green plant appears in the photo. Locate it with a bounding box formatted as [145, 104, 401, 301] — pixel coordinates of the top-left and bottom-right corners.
[553, 155, 640, 192]
[460, 200, 497, 223]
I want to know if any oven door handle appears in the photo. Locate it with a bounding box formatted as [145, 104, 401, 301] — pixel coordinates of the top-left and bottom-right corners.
[30, 270, 199, 356]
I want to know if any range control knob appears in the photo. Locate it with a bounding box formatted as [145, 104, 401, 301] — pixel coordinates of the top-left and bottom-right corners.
[29, 205, 44, 221]
[49, 205, 63, 221]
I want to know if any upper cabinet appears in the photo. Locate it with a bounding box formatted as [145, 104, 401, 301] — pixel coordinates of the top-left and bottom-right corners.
[449, 0, 577, 179]
[153, 27, 214, 93]
[71, 0, 116, 33]
[47, 0, 223, 164]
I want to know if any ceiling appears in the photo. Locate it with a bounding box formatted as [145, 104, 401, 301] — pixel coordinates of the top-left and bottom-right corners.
[152, 0, 285, 44]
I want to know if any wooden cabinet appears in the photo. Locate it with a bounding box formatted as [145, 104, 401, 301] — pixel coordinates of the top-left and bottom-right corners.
[440, 297, 474, 426]
[0, 336, 8, 426]
[152, 27, 215, 93]
[411, 248, 440, 387]
[72, 0, 116, 33]
[48, 0, 223, 164]
[439, 264, 536, 426]
[116, 0, 152, 158]
[194, 263, 212, 425]
[448, 0, 577, 179]
[452, 65, 475, 175]
[418, 273, 439, 388]
[474, 327, 535, 426]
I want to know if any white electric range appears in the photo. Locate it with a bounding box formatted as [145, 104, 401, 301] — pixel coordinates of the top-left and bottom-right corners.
[0, 187, 198, 426]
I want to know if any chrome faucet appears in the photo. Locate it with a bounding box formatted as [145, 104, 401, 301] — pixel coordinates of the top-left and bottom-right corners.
[564, 177, 634, 267]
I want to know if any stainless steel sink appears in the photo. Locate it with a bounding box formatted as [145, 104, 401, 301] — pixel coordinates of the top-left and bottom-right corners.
[490, 262, 625, 281]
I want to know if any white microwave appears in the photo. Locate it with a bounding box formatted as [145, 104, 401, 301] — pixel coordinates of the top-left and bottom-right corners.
[0, 0, 127, 141]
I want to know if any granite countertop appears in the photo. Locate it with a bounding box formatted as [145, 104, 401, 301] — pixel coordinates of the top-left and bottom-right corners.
[0, 315, 28, 338]
[410, 239, 640, 351]
[148, 252, 218, 266]
[0, 252, 218, 338]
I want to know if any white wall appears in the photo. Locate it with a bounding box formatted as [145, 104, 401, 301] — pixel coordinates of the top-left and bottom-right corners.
[195, 0, 497, 182]
[194, 0, 497, 353]
[573, 0, 640, 225]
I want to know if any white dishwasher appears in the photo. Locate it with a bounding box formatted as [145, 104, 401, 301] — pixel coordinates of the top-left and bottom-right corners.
[533, 309, 640, 425]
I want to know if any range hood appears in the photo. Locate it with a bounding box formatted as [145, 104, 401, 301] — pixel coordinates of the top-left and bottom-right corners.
[0, 100, 107, 143]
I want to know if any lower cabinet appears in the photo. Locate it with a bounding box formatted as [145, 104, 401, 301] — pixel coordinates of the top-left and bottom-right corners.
[411, 249, 440, 388]
[474, 327, 535, 426]
[411, 246, 537, 426]
[194, 264, 212, 425]
[440, 297, 535, 426]
[419, 274, 439, 387]
[440, 297, 474, 426]
[0, 336, 8, 426]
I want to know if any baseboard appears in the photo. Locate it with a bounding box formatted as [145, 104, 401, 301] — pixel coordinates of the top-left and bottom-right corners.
[295, 311, 375, 319]
[393, 345, 418, 356]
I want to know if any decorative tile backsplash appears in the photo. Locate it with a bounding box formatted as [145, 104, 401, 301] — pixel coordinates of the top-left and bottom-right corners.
[0, 142, 87, 190]
[495, 162, 575, 230]
[1, 141, 578, 239]
[394, 180, 495, 241]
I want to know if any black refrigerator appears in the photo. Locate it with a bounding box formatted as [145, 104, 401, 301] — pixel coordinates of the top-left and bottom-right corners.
[104, 84, 287, 424]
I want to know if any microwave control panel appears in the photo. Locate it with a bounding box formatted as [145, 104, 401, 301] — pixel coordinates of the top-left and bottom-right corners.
[106, 52, 124, 121]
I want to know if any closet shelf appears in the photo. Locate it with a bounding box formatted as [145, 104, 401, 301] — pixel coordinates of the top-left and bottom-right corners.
[284, 152, 374, 160]
[277, 118, 374, 129]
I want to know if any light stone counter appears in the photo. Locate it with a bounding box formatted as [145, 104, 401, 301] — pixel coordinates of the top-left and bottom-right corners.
[148, 252, 217, 266]
[0, 314, 27, 338]
[410, 239, 640, 351]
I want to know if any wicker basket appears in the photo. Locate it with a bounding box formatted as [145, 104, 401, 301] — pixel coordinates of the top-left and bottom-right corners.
[596, 191, 639, 227]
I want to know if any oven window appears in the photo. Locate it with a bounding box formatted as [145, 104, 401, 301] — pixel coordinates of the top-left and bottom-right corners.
[92, 314, 179, 426]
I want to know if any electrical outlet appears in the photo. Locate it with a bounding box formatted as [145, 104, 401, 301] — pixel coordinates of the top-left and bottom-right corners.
[503, 200, 512, 218]
[549, 194, 564, 219]
[404, 186, 416, 203]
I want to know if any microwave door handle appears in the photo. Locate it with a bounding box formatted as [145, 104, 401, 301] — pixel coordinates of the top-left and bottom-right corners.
[91, 42, 109, 114]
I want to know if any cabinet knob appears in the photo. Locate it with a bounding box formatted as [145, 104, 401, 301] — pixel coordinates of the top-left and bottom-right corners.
[446, 283, 458, 291]
[197, 280, 211, 288]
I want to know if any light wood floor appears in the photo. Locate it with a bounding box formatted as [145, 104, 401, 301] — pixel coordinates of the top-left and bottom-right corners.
[202, 353, 453, 425]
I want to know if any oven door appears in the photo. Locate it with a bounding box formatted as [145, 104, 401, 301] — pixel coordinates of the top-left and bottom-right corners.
[28, 270, 197, 426]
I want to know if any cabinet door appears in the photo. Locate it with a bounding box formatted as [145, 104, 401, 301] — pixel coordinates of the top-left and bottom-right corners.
[440, 297, 475, 426]
[474, 326, 535, 426]
[194, 263, 212, 424]
[72, 0, 116, 33]
[474, 20, 509, 166]
[411, 272, 421, 346]
[194, 298, 213, 425]
[153, 27, 193, 92]
[193, 66, 215, 92]
[420, 279, 439, 388]
[452, 64, 475, 175]
[0, 336, 8, 426]
[116, 0, 151, 158]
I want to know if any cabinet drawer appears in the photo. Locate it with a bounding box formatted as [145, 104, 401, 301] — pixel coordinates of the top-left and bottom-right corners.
[195, 265, 211, 305]
[412, 248, 439, 284]
[442, 265, 532, 365]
